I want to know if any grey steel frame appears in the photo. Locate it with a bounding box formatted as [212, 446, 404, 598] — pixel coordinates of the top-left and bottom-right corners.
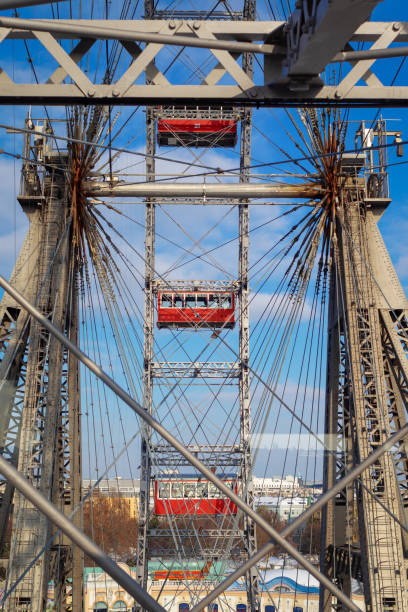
[0, 273, 362, 612]
[0, 454, 166, 612]
[0, 15, 406, 105]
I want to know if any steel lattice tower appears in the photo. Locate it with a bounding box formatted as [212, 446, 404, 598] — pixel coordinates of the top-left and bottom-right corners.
[320, 126, 408, 612]
[0, 123, 83, 611]
[135, 1, 260, 608]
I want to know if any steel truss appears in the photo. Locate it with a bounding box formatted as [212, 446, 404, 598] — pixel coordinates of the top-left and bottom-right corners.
[320, 148, 408, 610]
[0, 124, 407, 610]
[134, 0, 261, 607]
[0, 8, 408, 105]
[0, 245, 387, 612]
[2, 118, 408, 612]
[2, 124, 405, 612]
[153, 280, 239, 292]
[0, 126, 82, 611]
[151, 444, 242, 467]
[151, 362, 240, 382]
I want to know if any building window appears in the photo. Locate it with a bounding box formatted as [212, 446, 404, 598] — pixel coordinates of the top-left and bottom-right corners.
[293, 608, 303, 612]
[93, 603, 108, 611]
[265, 607, 276, 612]
[236, 605, 247, 612]
[208, 605, 218, 612]
[179, 604, 189, 612]
[113, 602, 127, 610]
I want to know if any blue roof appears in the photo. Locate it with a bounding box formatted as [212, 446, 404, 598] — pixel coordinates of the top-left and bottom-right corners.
[261, 576, 319, 594]
[226, 569, 320, 594]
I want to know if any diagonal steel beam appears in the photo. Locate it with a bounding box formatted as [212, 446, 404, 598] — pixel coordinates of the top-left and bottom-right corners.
[0, 454, 165, 612]
[336, 24, 400, 98]
[0, 0, 66, 9]
[333, 45, 408, 62]
[191, 422, 408, 612]
[0, 273, 361, 612]
[0, 16, 279, 55]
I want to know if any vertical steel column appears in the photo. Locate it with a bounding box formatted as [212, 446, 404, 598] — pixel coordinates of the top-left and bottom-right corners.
[4, 160, 74, 611]
[0, 124, 46, 549]
[380, 309, 408, 539]
[320, 193, 408, 612]
[136, 0, 156, 582]
[320, 268, 355, 612]
[52, 274, 83, 612]
[240, 0, 259, 607]
[0, 207, 42, 552]
[0, 125, 83, 609]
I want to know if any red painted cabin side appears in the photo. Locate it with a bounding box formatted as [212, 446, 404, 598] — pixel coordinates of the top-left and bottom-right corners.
[157, 291, 235, 329]
[153, 562, 212, 581]
[157, 118, 237, 147]
[154, 477, 238, 516]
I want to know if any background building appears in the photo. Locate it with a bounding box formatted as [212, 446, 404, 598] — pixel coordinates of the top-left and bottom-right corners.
[83, 478, 140, 520]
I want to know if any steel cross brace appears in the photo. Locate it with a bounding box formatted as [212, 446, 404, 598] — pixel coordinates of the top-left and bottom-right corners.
[0, 18, 406, 104]
[0, 453, 165, 612]
[0, 273, 363, 612]
[151, 361, 240, 379]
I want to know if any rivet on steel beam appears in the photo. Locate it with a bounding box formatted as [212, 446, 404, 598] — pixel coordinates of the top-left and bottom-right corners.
[393, 22, 401, 31]
[334, 90, 341, 99]
[168, 21, 176, 29]
[87, 89, 96, 97]
[193, 22, 200, 30]
[250, 90, 257, 98]
[112, 88, 120, 97]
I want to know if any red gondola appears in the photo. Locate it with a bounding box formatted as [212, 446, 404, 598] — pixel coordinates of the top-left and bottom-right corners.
[153, 562, 212, 582]
[154, 474, 238, 516]
[157, 118, 237, 148]
[157, 291, 235, 329]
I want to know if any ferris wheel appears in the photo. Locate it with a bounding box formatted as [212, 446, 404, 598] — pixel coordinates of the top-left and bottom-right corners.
[0, 2, 407, 612]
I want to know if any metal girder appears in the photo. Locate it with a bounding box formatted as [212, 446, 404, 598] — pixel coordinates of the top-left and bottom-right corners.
[0, 0, 66, 9]
[86, 181, 322, 199]
[135, 89, 155, 588]
[151, 361, 240, 380]
[94, 198, 316, 207]
[0, 19, 408, 105]
[150, 529, 244, 537]
[153, 279, 239, 292]
[151, 444, 242, 466]
[0, 16, 279, 55]
[0, 155, 84, 611]
[284, 0, 384, 79]
[318, 191, 408, 611]
[0, 273, 362, 612]
[0, 455, 165, 612]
